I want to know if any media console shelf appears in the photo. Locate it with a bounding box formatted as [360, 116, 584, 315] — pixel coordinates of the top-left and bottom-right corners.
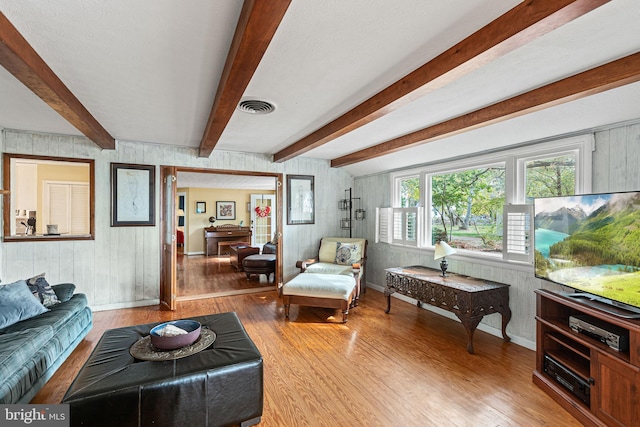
[534, 289, 640, 427]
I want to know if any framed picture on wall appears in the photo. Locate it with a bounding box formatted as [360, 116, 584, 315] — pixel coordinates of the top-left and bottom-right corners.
[110, 163, 155, 226]
[216, 201, 236, 220]
[195, 201, 206, 214]
[287, 175, 314, 224]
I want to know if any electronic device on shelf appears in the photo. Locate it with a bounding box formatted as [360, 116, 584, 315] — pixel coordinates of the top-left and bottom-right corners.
[569, 314, 629, 351]
[543, 354, 590, 406]
[534, 190, 640, 318]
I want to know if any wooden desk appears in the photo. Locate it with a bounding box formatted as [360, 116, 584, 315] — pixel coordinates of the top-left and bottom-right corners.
[385, 266, 511, 354]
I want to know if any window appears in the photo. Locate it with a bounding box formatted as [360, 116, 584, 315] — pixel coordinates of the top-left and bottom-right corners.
[3, 154, 95, 241]
[384, 135, 593, 262]
[431, 164, 505, 253]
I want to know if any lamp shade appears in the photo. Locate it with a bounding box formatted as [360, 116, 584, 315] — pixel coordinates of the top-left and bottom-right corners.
[434, 241, 456, 260]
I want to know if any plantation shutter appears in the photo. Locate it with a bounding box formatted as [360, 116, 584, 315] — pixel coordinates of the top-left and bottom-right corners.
[70, 184, 90, 234]
[503, 204, 533, 262]
[48, 184, 70, 233]
[45, 182, 90, 235]
[376, 207, 393, 243]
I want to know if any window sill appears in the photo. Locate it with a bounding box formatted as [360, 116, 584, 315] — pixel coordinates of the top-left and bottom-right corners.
[3, 234, 94, 242]
[387, 242, 533, 273]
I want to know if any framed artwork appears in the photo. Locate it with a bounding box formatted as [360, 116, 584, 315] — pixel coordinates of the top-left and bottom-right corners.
[110, 163, 155, 226]
[287, 175, 314, 225]
[195, 201, 206, 214]
[216, 201, 236, 220]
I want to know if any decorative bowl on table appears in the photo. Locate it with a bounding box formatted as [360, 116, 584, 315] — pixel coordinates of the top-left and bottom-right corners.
[150, 320, 202, 350]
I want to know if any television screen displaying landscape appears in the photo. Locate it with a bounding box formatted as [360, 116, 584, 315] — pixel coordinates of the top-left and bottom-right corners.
[534, 191, 640, 309]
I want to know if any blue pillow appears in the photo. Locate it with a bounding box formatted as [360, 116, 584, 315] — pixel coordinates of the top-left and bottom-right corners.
[0, 280, 49, 329]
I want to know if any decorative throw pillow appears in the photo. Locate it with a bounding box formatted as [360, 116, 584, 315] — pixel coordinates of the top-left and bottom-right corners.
[27, 273, 61, 307]
[52, 283, 76, 303]
[0, 280, 49, 329]
[335, 242, 360, 265]
[318, 240, 338, 263]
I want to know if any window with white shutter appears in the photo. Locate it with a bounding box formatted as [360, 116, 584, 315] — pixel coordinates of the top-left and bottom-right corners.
[503, 204, 533, 262]
[44, 181, 90, 235]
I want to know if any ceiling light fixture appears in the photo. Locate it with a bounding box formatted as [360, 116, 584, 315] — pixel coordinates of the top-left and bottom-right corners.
[238, 99, 275, 115]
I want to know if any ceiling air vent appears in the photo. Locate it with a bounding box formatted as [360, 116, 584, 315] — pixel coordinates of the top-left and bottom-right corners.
[238, 99, 275, 115]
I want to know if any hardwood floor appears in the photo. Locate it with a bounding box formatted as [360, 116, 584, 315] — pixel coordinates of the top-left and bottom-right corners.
[177, 252, 273, 299]
[31, 288, 581, 426]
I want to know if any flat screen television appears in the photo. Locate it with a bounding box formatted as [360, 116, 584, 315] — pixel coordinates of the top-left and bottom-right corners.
[534, 190, 640, 318]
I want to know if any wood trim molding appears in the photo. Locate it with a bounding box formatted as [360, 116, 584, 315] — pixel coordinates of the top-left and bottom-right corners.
[198, 0, 292, 158]
[331, 52, 640, 168]
[0, 12, 115, 150]
[273, 0, 610, 163]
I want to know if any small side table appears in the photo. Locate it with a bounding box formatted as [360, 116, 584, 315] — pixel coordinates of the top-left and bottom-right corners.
[385, 266, 511, 354]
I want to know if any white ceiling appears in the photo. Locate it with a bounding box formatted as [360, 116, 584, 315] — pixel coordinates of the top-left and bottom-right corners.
[0, 0, 639, 178]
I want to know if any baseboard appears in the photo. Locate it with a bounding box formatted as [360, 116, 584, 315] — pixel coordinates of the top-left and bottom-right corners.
[91, 299, 159, 312]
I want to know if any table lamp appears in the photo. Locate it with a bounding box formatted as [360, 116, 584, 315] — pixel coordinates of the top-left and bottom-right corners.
[434, 241, 457, 277]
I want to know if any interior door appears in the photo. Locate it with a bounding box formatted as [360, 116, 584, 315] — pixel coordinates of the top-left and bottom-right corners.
[250, 193, 276, 249]
[160, 166, 177, 310]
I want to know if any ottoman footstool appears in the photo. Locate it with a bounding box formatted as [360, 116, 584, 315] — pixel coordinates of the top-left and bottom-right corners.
[243, 254, 276, 282]
[282, 273, 358, 323]
[62, 312, 262, 427]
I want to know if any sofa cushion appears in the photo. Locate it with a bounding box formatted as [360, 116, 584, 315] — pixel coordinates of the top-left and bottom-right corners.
[27, 273, 61, 308]
[335, 242, 361, 265]
[305, 262, 353, 276]
[0, 326, 55, 403]
[0, 293, 90, 335]
[318, 240, 338, 263]
[0, 280, 49, 329]
[52, 283, 76, 303]
[283, 274, 355, 300]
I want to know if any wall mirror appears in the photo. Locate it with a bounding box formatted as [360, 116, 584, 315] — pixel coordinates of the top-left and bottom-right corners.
[3, 153, 95, 241]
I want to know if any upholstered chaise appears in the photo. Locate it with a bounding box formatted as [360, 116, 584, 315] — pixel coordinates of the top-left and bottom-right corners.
[283, 237, 367, 322]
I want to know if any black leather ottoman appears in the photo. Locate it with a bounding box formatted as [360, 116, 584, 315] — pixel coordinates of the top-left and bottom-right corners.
[242, 255, 276, 282]
[62, 312, 263, 427]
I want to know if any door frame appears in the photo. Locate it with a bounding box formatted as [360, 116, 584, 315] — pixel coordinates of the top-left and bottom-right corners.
[159, 167, 283, 309]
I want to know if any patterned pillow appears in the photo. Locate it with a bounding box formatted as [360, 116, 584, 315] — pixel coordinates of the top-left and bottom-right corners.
[27, 273, 61, 307]
[335, 242, 361, 265]
[0, 280, 49, 329]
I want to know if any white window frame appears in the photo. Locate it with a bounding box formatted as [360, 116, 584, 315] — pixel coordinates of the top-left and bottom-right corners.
[383, 134, 593, 263]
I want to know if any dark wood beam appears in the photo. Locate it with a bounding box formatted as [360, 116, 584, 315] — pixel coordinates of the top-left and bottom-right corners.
[198, 0, 292, 157]
[273, 0, 610, 163]
[0, 12, 115, 150]
[331, 52, 640, 168]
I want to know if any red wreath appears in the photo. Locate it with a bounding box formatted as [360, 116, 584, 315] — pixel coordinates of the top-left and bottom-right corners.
[255, 206, 271, 217]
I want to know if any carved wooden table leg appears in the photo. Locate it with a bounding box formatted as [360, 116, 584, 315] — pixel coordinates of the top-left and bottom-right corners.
[384, 289, 394, 313]
[501, 307, 512, 342]
[457, 315, 483, 354]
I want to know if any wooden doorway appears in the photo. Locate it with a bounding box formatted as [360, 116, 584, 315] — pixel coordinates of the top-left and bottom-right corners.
[160, 167, 283, 307]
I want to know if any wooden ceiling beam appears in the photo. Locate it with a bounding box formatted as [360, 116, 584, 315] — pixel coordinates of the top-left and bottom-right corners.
[0, 12, 115, 150]
[273, 0, 610, 163]
[331, 52, 640, 167]
[198, 0, 292, 158]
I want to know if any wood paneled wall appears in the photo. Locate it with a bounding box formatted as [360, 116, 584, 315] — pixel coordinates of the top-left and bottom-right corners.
[354, 122, 640, 348]
[0, 129, 353, 309]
